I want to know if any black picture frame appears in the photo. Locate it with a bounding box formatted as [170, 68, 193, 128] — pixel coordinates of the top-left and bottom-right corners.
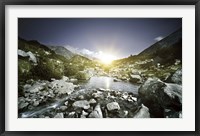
[0, 0, 199, 136]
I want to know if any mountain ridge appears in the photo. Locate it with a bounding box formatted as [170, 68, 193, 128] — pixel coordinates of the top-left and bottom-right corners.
[139, 27, 182, 57]
[48, 46, 74, 59]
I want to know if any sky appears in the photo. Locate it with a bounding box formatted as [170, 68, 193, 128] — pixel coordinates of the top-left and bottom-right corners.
[18, 18, 182, 59]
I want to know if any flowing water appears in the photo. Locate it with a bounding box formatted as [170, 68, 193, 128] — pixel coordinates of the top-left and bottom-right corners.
[19, 76, 139, 118]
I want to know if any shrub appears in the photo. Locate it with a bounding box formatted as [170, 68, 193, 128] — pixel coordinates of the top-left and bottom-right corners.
[18, 59, 33, 81]
[64, 64, 79, 76]
[75, 71, 89, 80]
[34, 58, 64, 80]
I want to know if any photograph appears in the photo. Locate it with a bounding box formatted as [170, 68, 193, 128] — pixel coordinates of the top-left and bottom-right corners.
[18, 18, 182, 118]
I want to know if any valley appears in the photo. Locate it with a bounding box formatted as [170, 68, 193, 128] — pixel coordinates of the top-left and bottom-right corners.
[18, 28, 182, 118]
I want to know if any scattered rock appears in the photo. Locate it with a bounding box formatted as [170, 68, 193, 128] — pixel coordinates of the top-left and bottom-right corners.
[64, 101, 68, 106]
[106, 102, 120, 111]
[72, 100, 90, 110]
[62, 76, 69, 82]
[92, 91, 104, 99]
[113, 78, 121, 82]
[113, 91, 121, 97]
[171, 69, 182, 85]
[68, 111, 76, 118]
[98, 88, 105, 92]
[80, 115, 86, 118]
[131, 69, 141, 75]
[121, 76, 128, 81]
[117, 110, 129, 118]
[60, 106, 68, 111]
[133, 104, 150, 118]
[51, 78, 56, 81]
[89, 99, 97, 104]
[124, 111, 129, 116]
[122, 92, 128, 100]
[70, 78, 78, 83]
[129, 74, 142, 84]
[19, 102, 29, 109]
[51, 80, 75, 95]
[28, 105, 34, 110]
[130, 96, 137, 102]
[18, 97, 26, 102]
[127, 98, 133, 102]
[24, 82, 46, 93]
[33, 101, 39, 107]
[82, 110, 89, 116]
[54, 113, 64, 118]
[105, 89, 111, 91]
[89, 104, 103, 118]
[78, 95, 84, 100]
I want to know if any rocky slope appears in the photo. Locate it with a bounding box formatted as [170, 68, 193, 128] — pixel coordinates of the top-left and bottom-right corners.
[111, 28, 182, 83]
[139, 28, 182, 64]
[49, 46, 74, 59]
[18, 38, 96, 82]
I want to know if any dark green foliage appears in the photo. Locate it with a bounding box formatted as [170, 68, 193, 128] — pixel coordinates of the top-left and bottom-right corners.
[64, 64, 79, 76]
[18, 59, 33, 82]
[34, 58, 64, 80]
[18, 38, 67, 80]
[75, 71, 89, 80]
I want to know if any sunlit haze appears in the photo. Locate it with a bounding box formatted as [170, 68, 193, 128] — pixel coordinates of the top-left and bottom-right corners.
[98, 52, 117, 64]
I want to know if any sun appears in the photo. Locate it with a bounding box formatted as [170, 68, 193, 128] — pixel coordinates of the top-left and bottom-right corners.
[99, 53, 116, 65]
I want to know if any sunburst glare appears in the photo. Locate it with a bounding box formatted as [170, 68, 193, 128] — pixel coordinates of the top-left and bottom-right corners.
[98, 52, 117, 65]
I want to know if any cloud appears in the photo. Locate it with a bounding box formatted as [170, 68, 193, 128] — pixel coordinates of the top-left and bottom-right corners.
[154, 36, 163, 42]
[64, 45, 118, 61]
[81, 49, 103, 59]
[81, 49, 94, 55]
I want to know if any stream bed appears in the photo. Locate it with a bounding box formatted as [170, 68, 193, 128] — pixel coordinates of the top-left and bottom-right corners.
[19, 76, 139, 118]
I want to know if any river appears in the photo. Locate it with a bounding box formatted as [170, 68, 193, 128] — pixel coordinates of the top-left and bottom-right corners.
[79, 76, 139, 94]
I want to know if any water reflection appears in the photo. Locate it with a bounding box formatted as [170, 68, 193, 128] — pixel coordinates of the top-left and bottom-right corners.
[106, 77, 110, 89]
[80, 76, 139, 94]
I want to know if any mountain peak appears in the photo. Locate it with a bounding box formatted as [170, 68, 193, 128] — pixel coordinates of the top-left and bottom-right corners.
[48, 46, 74, 59]
[139, 28, 182, 62]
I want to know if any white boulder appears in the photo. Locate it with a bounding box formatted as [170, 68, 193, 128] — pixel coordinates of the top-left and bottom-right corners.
[72, 100, 90, 110]
[51, 80, 75, 95]
[89, 104, 103, 118]
[54, 113, 64, 118]
[106, 102, 120, 111]
[133, 104, 150, 118]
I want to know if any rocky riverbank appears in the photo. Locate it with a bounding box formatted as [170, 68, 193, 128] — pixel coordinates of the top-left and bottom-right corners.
[19, 72, 182, 118]
[19, 76, 149, 118]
